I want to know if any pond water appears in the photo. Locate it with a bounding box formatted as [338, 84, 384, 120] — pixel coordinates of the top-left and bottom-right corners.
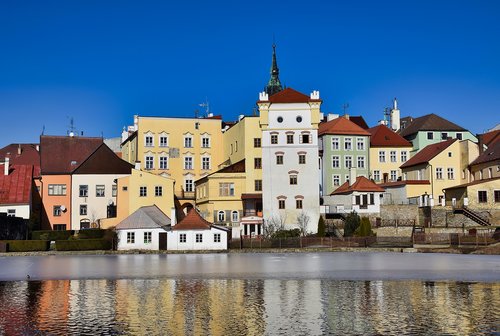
[0, 253, 499, 335]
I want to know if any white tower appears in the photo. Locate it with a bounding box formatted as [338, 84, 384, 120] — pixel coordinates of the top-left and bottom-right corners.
[390, 97, 400, 131]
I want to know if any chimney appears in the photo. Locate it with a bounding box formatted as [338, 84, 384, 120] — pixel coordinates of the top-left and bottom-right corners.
[4, 157, 9, 176]
[349, 167, 357, 186]
[327, 113, 339, 121]
[171, 207, 177, 226]
[36, 145, 39, 151]
[390, 97, 401, 131]
[17, 144, 22, 155]
[344, 114, 350, 120]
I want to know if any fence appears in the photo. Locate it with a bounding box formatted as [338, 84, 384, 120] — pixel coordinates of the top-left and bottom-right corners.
[413, 232, 496, 247]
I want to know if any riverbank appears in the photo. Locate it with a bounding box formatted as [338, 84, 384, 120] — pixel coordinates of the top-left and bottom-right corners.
[1, 242, 499, 257]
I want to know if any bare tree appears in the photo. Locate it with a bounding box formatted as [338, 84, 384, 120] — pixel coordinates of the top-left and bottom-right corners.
[296, 211, 311, 237]
[263, 212, 286, 238]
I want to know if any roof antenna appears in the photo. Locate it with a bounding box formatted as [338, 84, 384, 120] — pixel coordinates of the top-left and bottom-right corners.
[199, 98, 210, 117]
[342, 103, 349, 115]
[41, 125, 45, 135]
[67, 117, 77, 137]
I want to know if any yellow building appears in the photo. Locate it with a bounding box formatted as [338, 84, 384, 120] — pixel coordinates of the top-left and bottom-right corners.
[100, 169, 175, 228]
[121, 115, 224, 207]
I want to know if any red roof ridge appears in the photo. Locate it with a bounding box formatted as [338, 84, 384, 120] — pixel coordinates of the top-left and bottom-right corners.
[319, 116, 371, 136]
[331, 176, 385, 195]
[400, 138, 457, 169]
[172, 208, 213, 230]
[262, 88, 322, 104]
[367, 124, 412, 147]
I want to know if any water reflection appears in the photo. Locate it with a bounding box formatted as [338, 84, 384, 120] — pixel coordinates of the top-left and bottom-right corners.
[0, 279, 498, 335]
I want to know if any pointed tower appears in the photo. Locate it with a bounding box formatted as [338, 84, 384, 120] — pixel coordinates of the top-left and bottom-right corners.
[265, 44, 283, 97]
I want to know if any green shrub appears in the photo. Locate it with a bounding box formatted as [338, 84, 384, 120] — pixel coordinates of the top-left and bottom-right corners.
[355, 217, 375, 237]
[317, 216, 326, 237]
[76, 229, 106, 239]
[272, 228, 301, 238]
[3, 240, 50, 252]
[55, 239, 112, 251]
[31, 230, 74, 241]
[344, 211, 360, 237]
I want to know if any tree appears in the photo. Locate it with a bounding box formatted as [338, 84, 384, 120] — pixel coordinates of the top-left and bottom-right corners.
[317, 216, 326, 237]
[343, 211, 360, 237]
[355, 217, 374, 237]
[296, 211, 311, 237]
[263, 213, 286, 238]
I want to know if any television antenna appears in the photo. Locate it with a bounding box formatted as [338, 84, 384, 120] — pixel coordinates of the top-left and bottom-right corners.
[199, 98, 210, 116]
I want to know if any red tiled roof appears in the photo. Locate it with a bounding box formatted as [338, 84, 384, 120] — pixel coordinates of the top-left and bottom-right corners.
[0, 165, 34, 205]
[331, 176, 385, 195]
[400, 139, 457, 169]
[319, 116, 371, 136]
[480, 129, 500, 147]
[399, 113, 467, 138]
[367, 124, 412, 147]
[0, 144, 40, 168]
[443, 176, 500, 190]
[267, 88, 321, 104]
[172, 209, 213, 231]
[40, 136, 102, 174]
[470, 140, 500, 166]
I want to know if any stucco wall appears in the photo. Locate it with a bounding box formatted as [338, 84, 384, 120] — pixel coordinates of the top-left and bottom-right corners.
[0, 204, 30, 219]
[167, 227, 228, 250]
[117, 228, 167, 250]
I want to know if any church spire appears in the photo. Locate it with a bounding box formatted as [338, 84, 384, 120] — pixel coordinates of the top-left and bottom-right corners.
[265, 44, 283, 97]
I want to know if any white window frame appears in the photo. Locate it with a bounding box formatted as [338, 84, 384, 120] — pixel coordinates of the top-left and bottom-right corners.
[202, 136, 210, 148]
[333, 175, 340, 186]
[159, 156, 168, 170]
[145, 155, 154, 170]
[139, 186, 147, 197]
[401, 151, 408, 162]
[357, 156, 365, 169]
[184, 156, 193, 170]
[332, 156, 340, 169]
[145, 134, 154, 147]
[127, 232, 135, 244]
[184, 135, 193, 148]
[373, 170, 380, 182]
[196, 233, 203, 243]
[379, 151, 386, 163]
[331, 137, 340, 150]
[447, 167, 455, 180]
[144, 232, 152, 244]
[390, 151, 397, 163]
[159, 134, 168, 147]
[179, 233, 187, 243]
[202, 156, 211, 170]
[185, 179, 194, 192]
[344, 138, 352, 151]
[231, 210, 239, 223]
[155, 186, 163, 197]
[214, 233, 221, 243]
[356, 138, 364, 151]
[345, 156, 353, 169]
[390, 170, 397, 181]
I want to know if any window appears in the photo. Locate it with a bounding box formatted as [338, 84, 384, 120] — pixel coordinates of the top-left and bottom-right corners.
[196, 233, 203, 243]
[427, 132, 434, 140]
[254, 138, 261, 148]
[441, 132, 448, 140]
[287, 134, 294, 144]
[202, 157, 210, 170]
[202, 137, 210, 148]
[277, 116, 283, 123]
[48, 184, 66, 196]
[184, 157, 193, 170]
[145, 156, 154, 170]
[80, 204, 87, 216]
[217, 210, 225, 222]
[112, 185, 117, 197]
[333, 175, 340, 186]
[254, 158, 262, 169]
[144, 232, 152, 244]
[127, 232, 135, 244]
[53, 206, 62, 217]
[231, 211, 239, 222]
[488, 168, 493, 179]
[159, 156, 168, 170]
[390, 151, 397, 162]
[289, 175, 298, 185]
[448, 152, 452, 158]
[331, 138, 339, 150]
[356, 138, 364, 151]
[96, 185, 105, 197]
[401, 151, 408, 162]
[296, 116, 303, 123]
[255, 180, 262, 191]
[155, 186, 163, 197]
[79, 185, 88, 197]
[296, 199, 303, 209]
[332, 156, 340, 168]
[159, 135, 168, 147]
[357, 156, 365, 169]
[301, 134, 310, 144]
[54, 224, 66, 231]
[145, 135, 153, 147]
[390, 170, 397, 181]
[185, 179, 194, 192]
[344, 138, 352, 151]
[276, 155, 283, 165]
[456, 133, 462, 140]
[278, 199, 285, 209]
[373, 170, 380, 182]
[271, 134, 278, 144]
[494, 190, 500, 203]
[447, 168, 454, 180]
[179, 233, 187, 243]
[379, 151, 386, 163]
[345, 156, 352, 169]
[299, 154, 306, 164]
[436, 168, 443, 179]
[184, 136, 193, 148]
[7, 209, 15, 217]
[214, 233, 221, 243]
[478, 190, 487, 203]
[219, 183, 235, 196]
[139, 186, 147, 197]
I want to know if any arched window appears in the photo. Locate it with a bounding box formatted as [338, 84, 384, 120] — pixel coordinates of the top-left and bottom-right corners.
[218, 210, 225, 222]
[231, 210, 239, 222]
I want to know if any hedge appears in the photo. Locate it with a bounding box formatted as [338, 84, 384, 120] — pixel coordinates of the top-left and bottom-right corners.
[55, 239, 112, 251]
[2, 240, 50, 252]
[31, 230, 74, 241]
[76, 229, 106, 239]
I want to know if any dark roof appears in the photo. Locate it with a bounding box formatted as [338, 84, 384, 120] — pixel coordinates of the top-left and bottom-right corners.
[116, 205, 171, 230]
[470, 140, 500, 166]
[331, 176, 385, 195]
[319, 116, 371, 136]
[195, 159, 245, 184]
[265, 88, 321, 104]
[443, 177, 500, 191]
[399, 113, 467, 138]
[40, 136, 102, 174]
[172, 208, 213, 231]
[73, 144, 133, 175]
[0, 165, 34, 205]
[480, 129, 500, 147]
[400, 139, 457, 169]
[367, 124, 412, 147]
[379, 180, 430, 187]
[349, 116, 369, 129]
[0, 144, 40, 168]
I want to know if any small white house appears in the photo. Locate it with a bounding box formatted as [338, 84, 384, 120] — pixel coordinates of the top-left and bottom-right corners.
[167, 209, 228, 251]
[116, 205, 170, 250]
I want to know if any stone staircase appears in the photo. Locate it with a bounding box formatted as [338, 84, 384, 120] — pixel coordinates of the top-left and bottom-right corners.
[453, 207, 490, 226]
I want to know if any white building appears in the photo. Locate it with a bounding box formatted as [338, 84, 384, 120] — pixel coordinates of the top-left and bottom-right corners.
[257, 88, 321, 233]
[167, 208, 228, 251]
[116, 205, 170, 250]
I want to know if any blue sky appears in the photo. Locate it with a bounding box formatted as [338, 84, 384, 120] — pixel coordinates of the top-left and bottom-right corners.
[1, 0, 499, 147]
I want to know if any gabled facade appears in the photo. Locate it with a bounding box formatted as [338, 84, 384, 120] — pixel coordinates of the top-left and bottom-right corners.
[367, 124, 413, 183]
[318, 115, 371, 195]
[258, 88, 321, 233]
[469, 139, 500, 182]
[398, 113, 477, 154]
